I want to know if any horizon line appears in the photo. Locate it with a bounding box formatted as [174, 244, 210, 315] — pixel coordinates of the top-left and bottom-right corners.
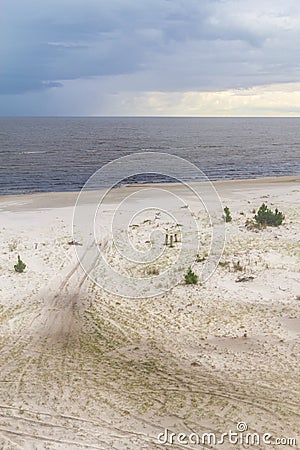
[1, 115, 300, 119]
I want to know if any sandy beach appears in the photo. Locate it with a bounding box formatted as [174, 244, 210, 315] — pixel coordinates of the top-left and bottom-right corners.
[0, 175, 299, 449]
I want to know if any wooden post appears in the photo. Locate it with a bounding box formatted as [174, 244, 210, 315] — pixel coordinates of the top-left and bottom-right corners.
[170, 235, 174, 247]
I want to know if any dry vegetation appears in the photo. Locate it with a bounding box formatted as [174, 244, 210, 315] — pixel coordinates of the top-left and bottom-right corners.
[0, 178, 299, 449]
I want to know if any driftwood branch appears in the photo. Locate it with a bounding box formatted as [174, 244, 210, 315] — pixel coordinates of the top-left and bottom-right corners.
[235, 275, 255, 283]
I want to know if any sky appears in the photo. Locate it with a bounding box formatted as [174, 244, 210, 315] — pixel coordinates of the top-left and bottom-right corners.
[1, 0, 300, 116]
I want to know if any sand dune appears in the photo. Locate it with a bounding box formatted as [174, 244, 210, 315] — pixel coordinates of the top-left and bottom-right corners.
[0, 176, 299, 449]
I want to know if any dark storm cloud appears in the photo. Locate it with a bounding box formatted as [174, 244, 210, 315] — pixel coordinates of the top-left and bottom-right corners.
[0, 0, 271, 94]
[0, 0, 300, 103]
[0, 0, 148, 94]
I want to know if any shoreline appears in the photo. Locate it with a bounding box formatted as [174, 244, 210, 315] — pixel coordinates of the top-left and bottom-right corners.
[0, 174, 299, 211]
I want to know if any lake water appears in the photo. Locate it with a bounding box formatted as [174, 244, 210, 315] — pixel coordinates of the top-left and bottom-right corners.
[0, 117, 299, 194]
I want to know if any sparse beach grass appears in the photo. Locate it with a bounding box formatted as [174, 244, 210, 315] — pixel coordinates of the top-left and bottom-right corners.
[0, 176, 299, 449]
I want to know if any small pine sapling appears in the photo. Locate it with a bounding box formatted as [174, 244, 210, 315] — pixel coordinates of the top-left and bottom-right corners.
[254, 203, 284, 227]
[14, 255, 26, 273]
[184, 267, 198, 285]
[224, 206, 232, 222]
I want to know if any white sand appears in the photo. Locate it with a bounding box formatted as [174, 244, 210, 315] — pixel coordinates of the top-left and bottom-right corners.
[0, 176, 299, 449]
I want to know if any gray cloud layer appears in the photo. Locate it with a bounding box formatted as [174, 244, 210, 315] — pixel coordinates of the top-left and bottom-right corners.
[1, 0, 300, 113]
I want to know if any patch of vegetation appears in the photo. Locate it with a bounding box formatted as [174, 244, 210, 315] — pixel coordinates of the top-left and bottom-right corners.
[224, 206, 232, 223]
[254, 203, 284, 227]
[14, 255, 26, 273]
[233, 261, 244, 272]
[219, 259, 244, 272]
[8, 239, 18, 252]
[245, 218, 259, 230]
[218, 260, 230, 268]
[196, 254, 206, 262]
[146, 266, 160, 275]
[184, 267, 198, 285]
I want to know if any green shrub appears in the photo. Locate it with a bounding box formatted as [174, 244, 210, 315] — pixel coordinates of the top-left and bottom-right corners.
[224, 206, 232, 222]
[14, 255, 26, 273]
[254, 203, 284, 227]
[184, 267, 198, 285]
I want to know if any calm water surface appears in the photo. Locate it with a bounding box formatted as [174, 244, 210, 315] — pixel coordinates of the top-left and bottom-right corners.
[0, 117, 299, 194]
